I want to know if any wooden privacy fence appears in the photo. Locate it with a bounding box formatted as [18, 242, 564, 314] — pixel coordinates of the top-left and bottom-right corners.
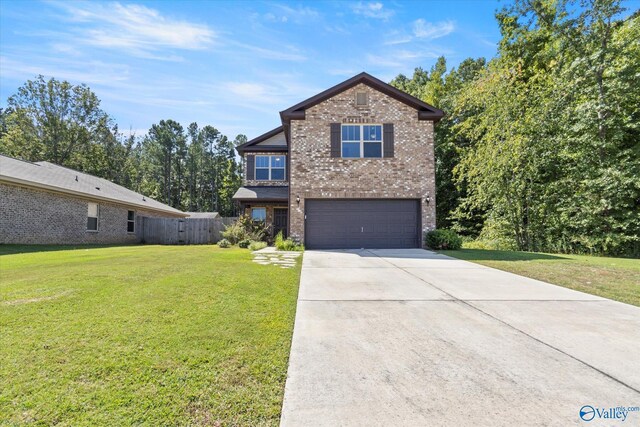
[139, 217, 237, 245]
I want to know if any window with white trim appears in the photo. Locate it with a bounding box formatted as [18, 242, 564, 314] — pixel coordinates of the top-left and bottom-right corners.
[87, 202, 99, 231]
[127, 210, 135, 233]
[251, 207, 266, 221]
[341, 124, 382, 158]
[255, 155, 286, 181]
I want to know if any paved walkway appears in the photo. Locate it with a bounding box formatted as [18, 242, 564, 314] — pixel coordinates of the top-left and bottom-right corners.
[280, 249, 640, 426]
[252, 246, 301, 268]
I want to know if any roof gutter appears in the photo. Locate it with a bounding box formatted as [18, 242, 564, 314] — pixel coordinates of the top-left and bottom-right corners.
[232, 197, 289, 202]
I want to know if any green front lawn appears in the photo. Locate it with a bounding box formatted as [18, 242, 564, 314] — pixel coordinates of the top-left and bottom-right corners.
[442, 249, 640, 307]
[0, 245, 301, 426]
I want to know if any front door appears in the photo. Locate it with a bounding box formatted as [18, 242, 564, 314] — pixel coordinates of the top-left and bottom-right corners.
[273, 208, 288, 238]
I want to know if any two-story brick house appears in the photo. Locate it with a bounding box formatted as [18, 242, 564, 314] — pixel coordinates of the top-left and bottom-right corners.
[233, 72, 444, 249]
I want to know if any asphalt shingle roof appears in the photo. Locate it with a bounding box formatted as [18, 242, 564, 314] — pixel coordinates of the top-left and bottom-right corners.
[0, 155, 185, 216]
[232, 186, 288, 201]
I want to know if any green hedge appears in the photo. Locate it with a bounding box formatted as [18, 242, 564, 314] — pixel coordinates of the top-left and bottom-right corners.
[424, 229, 463, 250]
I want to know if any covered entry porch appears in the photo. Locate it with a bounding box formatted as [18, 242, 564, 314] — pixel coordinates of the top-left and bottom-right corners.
[232, 186, 289, 238]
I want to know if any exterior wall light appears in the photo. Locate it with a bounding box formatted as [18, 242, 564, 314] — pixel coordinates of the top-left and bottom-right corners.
[296, 195, 301, 205]
[425, 195, 431, 205]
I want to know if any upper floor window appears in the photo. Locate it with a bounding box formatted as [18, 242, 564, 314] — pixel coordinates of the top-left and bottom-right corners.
[256, 155, 286, 181]
[87, 202, 99, 231]
[342, 124, 382, 158]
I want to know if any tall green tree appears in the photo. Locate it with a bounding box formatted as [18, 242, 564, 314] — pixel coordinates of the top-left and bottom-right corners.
[0, 75, 114, 171]
[143, 120, 186, 207]
[1, 76, 243, 216]
[391, 56, 487, 230]
[392, 0, 638, 256]
[453, 0, 639, 254]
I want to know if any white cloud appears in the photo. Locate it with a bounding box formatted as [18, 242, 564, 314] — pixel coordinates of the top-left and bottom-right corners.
[49, 1, 215, 56]
[259, 4, 320, 25]
[220, 77, 322, 112]
[0, 56, 131, 86]
[327, 68, 360, 76]
[224, 82, 269, 99]
[382, 30, 412, 46]
[228, 41, 306, 62]
[272, 4, 320, 23]
[412, 19, 455, 40]
[366, 49, 446, 70]
[351, 2, 394, 20]
[264, 13, 288, 23]
[365, 54, 404, 68]
[382, 20, 454, 46]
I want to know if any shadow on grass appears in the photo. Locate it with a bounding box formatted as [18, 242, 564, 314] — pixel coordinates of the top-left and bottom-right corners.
[0, 244, 139, 256]
[443, 248, 569, 261]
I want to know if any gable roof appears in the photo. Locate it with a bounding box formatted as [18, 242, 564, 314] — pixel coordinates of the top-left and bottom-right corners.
[236, 72, 445, 155]
[280, 72, 445, 123]
[0, 155, 186, 217]
[236, 126, 287, 154]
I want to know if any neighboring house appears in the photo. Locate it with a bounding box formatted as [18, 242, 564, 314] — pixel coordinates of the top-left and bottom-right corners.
[0, 155, 186, 244]
[233, 72, 444, 249]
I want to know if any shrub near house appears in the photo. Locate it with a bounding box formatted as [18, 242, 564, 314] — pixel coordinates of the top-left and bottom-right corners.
[425, 229, 463, 250]
[221, 215, 270, 244]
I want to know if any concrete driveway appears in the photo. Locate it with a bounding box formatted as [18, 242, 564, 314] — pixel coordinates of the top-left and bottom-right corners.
[280, 249, 640, 427]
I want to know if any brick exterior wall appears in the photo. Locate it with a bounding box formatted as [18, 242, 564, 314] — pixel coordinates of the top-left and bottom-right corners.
[0, 183, 177, 244]
[288, 83, 436, 244]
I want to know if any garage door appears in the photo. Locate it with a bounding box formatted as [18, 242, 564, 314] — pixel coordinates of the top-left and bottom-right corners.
[305, 199, 420, 249]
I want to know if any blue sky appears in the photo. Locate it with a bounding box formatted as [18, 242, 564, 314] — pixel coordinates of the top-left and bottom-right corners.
[1, 0, 505, 139]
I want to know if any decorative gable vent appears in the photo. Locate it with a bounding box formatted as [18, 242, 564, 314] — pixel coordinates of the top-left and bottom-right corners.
[355, 91, 368, 106]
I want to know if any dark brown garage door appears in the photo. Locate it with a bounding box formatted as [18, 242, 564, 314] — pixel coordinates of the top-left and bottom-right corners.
[305, 199, 420, 249]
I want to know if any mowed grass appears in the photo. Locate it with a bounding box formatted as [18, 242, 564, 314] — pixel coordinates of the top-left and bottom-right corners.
[0, 245, 301, 426]
[443, 249, 640, 306]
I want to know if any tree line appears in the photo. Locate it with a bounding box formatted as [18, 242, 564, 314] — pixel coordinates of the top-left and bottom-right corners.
[0, 0, 637, 256]
[0, 77, 243, 216]
[392, 0, 639, 256]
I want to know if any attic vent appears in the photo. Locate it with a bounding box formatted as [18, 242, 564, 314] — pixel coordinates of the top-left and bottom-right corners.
[355, 91, 368, 106]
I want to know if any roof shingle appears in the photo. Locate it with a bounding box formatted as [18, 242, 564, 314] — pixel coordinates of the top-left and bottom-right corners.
[0, 155, 185, 216]
[232, 186, 288, 201]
